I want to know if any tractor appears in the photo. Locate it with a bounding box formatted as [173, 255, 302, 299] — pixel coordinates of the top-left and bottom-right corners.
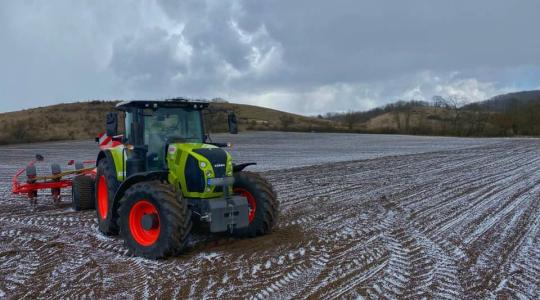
[76, 98, 278, 259]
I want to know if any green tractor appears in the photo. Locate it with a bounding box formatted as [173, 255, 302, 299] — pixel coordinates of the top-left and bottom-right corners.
[93, 99, 278, 259]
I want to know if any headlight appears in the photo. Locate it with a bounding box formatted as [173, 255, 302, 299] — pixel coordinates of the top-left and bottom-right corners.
[206, 170, 212, 178]
[200, 161, 207, 168]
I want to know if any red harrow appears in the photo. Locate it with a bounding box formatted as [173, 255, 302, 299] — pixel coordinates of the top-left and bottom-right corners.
[12, 154, 96, 209]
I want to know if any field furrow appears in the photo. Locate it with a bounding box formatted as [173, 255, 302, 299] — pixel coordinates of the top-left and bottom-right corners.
[1, 135, 539, 298]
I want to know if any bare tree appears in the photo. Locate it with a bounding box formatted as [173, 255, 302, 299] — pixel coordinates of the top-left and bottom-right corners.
[343, 110, 359, 130]
[432, 95, 467, 134]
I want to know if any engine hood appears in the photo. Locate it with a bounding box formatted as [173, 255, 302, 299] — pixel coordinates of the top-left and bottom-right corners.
[166, 143, 233, 198]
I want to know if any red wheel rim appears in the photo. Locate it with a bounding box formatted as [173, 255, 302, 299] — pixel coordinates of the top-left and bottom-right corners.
[235, 188, 257, 223]
[97, 175, 108, 219]
[129, 200, 160, 246]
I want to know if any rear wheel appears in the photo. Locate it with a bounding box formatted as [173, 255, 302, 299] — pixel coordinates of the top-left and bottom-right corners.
[72, 175, 96, 211]
[118, 181, 192, 259]
[95, 158, 120, 235]
[232, 171, 278, 237]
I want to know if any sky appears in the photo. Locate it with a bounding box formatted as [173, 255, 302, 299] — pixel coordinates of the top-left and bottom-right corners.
[0, 0, 539, 115]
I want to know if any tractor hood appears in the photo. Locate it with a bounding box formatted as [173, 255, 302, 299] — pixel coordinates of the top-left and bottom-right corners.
[166, 143, 233, 199]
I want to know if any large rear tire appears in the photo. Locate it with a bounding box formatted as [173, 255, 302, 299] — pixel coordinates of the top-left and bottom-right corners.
[72, 175, 95, 211]
[232, 171, 278, 237]
[95, 158, 120, 235]
[118, 181, 192, 259]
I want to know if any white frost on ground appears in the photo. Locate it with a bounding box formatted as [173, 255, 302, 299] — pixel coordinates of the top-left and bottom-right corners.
[0, 132, 539, 299]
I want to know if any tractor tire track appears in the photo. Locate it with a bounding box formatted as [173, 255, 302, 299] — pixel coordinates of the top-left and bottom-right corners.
[1, 137, 540, 298]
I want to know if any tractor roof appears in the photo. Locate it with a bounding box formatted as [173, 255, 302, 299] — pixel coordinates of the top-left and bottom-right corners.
[116, 98, 210, 110]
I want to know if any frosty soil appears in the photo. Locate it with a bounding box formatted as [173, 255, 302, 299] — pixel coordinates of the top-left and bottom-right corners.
[1, 133, 539, 298]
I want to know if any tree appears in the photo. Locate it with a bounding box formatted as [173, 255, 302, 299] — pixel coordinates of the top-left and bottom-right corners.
[343, 110, 359, 130]
[279, 115, 294, 129]
[432, 95, 467, 134]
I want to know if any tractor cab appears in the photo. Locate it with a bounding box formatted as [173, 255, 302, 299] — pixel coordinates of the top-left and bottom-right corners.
[103, 99, 238, 174]
[115, 100, 212, 171]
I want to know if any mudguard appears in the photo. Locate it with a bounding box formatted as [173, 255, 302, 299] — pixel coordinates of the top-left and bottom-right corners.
[112, 171, 169, 211]
[233, 162, 257, 173]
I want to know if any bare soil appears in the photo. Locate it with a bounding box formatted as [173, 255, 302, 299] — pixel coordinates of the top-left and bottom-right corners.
[1, 133, 539, 299]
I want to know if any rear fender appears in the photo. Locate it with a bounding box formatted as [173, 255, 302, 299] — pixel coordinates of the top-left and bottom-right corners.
[96, 150, 116, 173]
[97, 147, 126, 181]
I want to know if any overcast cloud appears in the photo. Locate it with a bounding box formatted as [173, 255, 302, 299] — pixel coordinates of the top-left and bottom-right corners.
[1, 0, 539, 114]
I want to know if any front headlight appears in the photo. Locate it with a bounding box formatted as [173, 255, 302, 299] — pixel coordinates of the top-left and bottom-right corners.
[200, 161, 207, 168]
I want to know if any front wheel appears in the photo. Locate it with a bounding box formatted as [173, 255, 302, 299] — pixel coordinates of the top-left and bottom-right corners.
[232, 171, 279, 237]
[118, 181, 192, 259]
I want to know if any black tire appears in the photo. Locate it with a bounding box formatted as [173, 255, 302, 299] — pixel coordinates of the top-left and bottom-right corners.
[118, 181, 192, 259]
[72, 175, 96, 211]
[95, 158, 120, 235]
[232, 171, 279, 237]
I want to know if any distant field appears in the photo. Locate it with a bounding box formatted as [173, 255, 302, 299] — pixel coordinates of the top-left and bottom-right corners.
[1, 132, 539, 298]
[219, 131, 506, 170]
[0, 131, 505, 171]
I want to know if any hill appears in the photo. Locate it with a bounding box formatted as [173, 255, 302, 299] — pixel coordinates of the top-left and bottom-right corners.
[327, 90, 540, 137]
[468, 90, 540, 112]
[0, 100, 336, 145]
[3, 89, 539, 145]
[460, 90, 540, 114]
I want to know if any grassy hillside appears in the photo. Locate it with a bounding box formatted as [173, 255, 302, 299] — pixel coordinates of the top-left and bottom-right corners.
[3, 90, 539, 145]
[0, 100, 336, 145]
[204, 102, 337, 133]
[357, 106, 501, 136]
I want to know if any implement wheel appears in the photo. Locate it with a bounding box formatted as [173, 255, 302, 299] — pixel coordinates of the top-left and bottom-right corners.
[72, 175, 96, 211]
[232, 171, 279, 238]
[118, 181, 192, 259]
[95, 158, 120, 235]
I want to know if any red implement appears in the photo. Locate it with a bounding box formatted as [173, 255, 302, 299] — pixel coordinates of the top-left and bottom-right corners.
[12, 154, 96, 205]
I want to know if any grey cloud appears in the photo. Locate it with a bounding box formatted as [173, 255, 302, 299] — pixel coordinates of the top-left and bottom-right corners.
[110, 28, 188, 91]
[0, 0, 539, 114]
[236, 1, 540, 84]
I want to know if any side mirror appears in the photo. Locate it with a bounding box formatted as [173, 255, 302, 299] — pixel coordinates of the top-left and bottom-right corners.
[228, 112, 238, 134]
[106, 112, 118, 137]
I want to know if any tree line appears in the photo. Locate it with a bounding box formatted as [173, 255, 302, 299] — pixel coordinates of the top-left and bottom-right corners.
[326, 95, 540, 137]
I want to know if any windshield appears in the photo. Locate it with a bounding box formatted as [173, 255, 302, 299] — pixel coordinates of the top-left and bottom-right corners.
[144, 108, 204, 168]
[144, 108, 203, 143]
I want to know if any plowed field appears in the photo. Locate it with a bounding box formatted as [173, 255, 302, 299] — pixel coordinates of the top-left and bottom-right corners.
[1, 133, 539, 299]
